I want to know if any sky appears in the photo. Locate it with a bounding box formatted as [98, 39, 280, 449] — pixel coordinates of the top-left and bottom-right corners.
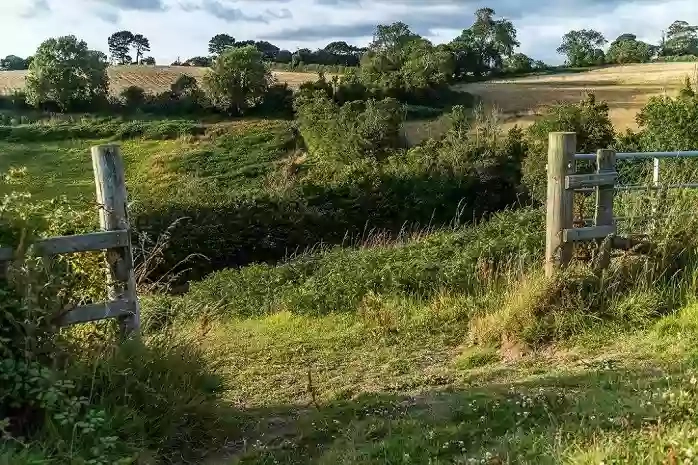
[0, 0, 697, 65]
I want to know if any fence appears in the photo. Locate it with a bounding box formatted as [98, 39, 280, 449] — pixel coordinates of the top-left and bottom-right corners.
[0, 145, 140, 336]
[545, 131, 698, 277]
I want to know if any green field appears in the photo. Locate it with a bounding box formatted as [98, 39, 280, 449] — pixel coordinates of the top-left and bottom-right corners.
[3, 75, 698, 464]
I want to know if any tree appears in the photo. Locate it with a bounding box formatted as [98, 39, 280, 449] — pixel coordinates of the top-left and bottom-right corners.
[557, 29, 607, 67]
[108, 30, 134, 64]
[370, 22, 420, 55]
[26, 35, 109, 111]
[208, 34, 235, 55]
[202, 45, 272, 115]
[664, 20, 698, 56]
[141, 56, 156, 65]
[505, 53, 534, 73]
[606, 34, 655, 64]
[185, 56, 213, 67]
[255, 41, 280, 61]
[0, 55, 30, 70]
[276, 50, 293, 64]
[451, 8, 520, 77]
[132, 34, 151, 64]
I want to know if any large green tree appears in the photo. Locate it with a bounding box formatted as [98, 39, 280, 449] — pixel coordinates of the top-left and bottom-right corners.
[557, 29, 607, 67]
[663, 20, 698, 56]
[450, 8, 519, 77]
[606, 33, 655, 64]
[108, 30, 134, 64]
[26, 35, 109, 111]
[202, 45, 272, 115]
[208, 34, 235, 55]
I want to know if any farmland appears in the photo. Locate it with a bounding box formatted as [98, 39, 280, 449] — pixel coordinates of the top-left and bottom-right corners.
[458, 62, 698, 130]
[0, 65, 321, 96]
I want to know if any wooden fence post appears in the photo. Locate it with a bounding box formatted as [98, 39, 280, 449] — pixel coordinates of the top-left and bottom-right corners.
[545, 132, 576, 277]
[595, 149, 616, 227]
[92, 145, 140, 336]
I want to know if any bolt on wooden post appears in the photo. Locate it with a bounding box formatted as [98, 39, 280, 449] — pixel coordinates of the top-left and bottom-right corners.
[92, 144, 140, 336]
[545, 132, 576, 277]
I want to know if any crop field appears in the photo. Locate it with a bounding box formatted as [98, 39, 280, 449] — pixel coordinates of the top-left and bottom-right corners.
[0, 65, 321, 96]
[457, 62, 698, 130]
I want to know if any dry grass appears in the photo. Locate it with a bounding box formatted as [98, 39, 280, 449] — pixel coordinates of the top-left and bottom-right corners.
[456, 62, 698, 130]
[0, 65, 321, 96]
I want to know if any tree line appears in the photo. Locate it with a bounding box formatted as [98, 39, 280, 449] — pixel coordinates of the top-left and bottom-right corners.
[2, 12, 696, 72]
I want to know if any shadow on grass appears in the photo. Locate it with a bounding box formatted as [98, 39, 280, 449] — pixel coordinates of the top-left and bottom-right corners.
[215, 363, 695, 464]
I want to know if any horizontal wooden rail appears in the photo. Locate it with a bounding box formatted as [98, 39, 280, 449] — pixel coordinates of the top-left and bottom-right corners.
[59, 299, 135, 326]
[0, 230, 129, 261]
[563, 225, 617, 243]
[566, 172, 617, 190]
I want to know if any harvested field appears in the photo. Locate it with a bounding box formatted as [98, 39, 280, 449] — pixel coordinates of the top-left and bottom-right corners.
[456, 62, 698, 130]
[0, 65, 321, 96]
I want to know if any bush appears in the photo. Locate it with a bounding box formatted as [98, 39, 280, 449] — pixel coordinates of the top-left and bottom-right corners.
[522, 93, 615, 202]
[0, 179, 231, 463]
[120, 85, 147, 109]
[203, 45, 272, 115]
[635, 79, 698, 151]
[295, 91, 406, 164]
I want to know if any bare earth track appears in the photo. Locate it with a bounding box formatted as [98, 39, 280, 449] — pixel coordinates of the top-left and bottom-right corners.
[456, 62, 698, 130]
[0, 65, 320, 96]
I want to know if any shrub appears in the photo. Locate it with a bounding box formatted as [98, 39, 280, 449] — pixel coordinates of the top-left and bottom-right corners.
[295, 91, 405, 164]
[635, 79, 698, 151]
[522, 93, 615, 202]
[120, 85, 147, 109]
[203, 45, 272, 115]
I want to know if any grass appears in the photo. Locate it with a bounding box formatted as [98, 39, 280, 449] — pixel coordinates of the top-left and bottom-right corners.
[0, 119, 296, 202]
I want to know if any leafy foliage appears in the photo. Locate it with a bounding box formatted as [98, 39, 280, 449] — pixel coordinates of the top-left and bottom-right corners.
[557, 29, 607, 67]
[606, 33, 656, 64]
[25, 36, 109, 112]
[203, 46, 273, 115]
[522, 94, 615, 202]
[208, 33, 235, 55]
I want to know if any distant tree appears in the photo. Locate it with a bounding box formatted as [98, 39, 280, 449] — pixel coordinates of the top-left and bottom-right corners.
[664, 20, 698, 56]
[203, 45, 272, 115]
[108, 30, 135, 64]
[120, 85, 146, 108]
[235, 40, 256, 48]
[276, 50, 293, 64]
[557, 29, 607, 67]
[451, 8, 519, 77]
[370, 22, 420, 54]
[141, 56, 156, 65]
[26, 35, 108, 111]
[255, 41, 280, 60]
[185, 56, 213, 67]
[208, 34, 235, 55]
[132, 34, 151, 64]
[505, 53, 534, 73]
[606, 33, 655, 64]
[0, 55, 30, 70]
[171, 74, 199, 96]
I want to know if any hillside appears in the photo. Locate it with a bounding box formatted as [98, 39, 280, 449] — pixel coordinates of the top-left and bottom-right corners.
[457, 62, 698, 130]
[0, 65, 320, 96]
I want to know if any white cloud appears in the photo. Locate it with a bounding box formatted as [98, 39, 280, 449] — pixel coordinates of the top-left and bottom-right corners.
[0, 0, 696, 65]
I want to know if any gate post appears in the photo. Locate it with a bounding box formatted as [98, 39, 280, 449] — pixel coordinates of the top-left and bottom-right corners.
[545, 132, 576, 277]
[92, 145, 140, 336]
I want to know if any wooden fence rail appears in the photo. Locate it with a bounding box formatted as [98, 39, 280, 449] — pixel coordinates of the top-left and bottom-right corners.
[0, 145, 140, 336]
[545, 131, 698, 277]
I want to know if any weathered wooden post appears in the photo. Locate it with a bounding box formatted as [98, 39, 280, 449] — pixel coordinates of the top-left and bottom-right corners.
[545, 132, 576, 277]
[92, 145, 140, 336]
[595, 149, 616, 227]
